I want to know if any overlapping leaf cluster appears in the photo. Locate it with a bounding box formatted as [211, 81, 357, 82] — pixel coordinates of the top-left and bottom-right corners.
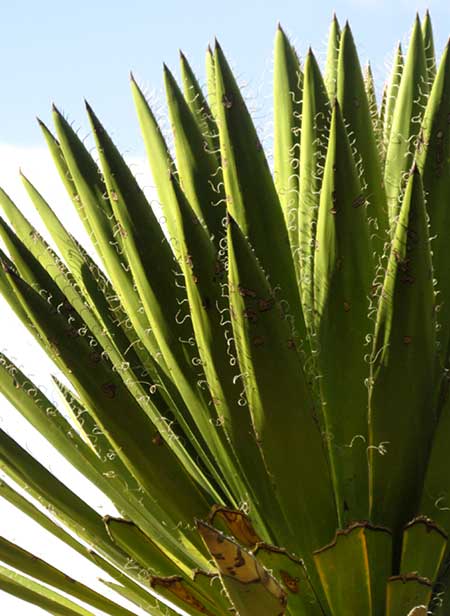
[0, 11, 449, 616]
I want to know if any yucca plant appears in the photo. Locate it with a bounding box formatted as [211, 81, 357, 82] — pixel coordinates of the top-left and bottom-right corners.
[0, 10, 449, 616]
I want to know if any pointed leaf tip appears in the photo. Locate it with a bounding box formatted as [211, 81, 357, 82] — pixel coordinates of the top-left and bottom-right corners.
[84, 99, 94, 115]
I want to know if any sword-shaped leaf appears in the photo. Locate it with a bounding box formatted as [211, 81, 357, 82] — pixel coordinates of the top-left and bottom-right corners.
[86, 101, 236, 505]
[205, 45, 217, 117]
[130, 75, 181, 245]
[164, 65, 223, 240]
[105, 517, 192, 577]
[0, 426, 116, 552]
[369, 166, 437, 541]
[20, 171, 163, 382]
[105, 518, 228, 616]
[0, 477, 158, 607]
[214, 40, 306, 342]
[19, 171, 214, 483]
[0, 352, 102, 475]
[416, 41, 450, 364]
[1, 482, 162, 614]
[0, 354, 208, 573]
[0, 247, 32, 327]
[50, 108, 163, 367]
[384, 17, 428, 221]
[167, 174, 284, 539]
[379, 83, 387, 129]
[0, 536, 136, 616]
[179, 51, 219, 159]
[4, 268, 213, 540]
[324, 13, 341, 98]
[365, 63, 384, 163]
[38, 117, 97, 245]
[0, 565, 97, 616]
[0, 479, 95, 560]
[0, 426, 209, 600]
[383, 43, 404, 151]
[0, 209, 217, 514]
[298, 50, 330, 332]
[89, 550, 170, 612]
[314, 101, 373, 524]
[99, 579, 176, 616]
[273, 24, 302, 265]
[337, 23, 388, 250]
[227, 216, 337, 559]
[0, 211, 71, 312]
[422, 10, 437, 84]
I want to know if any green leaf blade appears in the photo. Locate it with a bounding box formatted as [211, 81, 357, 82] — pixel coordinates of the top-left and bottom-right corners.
[314, 101, 373, 524]
[369, 167, 437, 542]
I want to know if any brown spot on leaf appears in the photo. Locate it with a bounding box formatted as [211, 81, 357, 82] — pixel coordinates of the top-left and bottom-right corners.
[243, 308, 258, 322]
[214, 260, 224, 275]
[238, 286, 257, 298]
[207, 505, 262, 548]
[66, 325, 79, 338]
[152, 432, 164, 446]
[90, 351, 102, 364]
[400, 274, 415, 284]
[258, 297, 274, 312]
[280, 569, 299, 594]
[150, 576, 214, 615]
[101, 383, 117, 399]
[352, 194, 365, 209]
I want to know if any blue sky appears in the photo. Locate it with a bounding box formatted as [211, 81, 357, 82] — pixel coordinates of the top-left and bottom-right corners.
[1, 0, 449, 149]
[0, 1, 449, 614]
